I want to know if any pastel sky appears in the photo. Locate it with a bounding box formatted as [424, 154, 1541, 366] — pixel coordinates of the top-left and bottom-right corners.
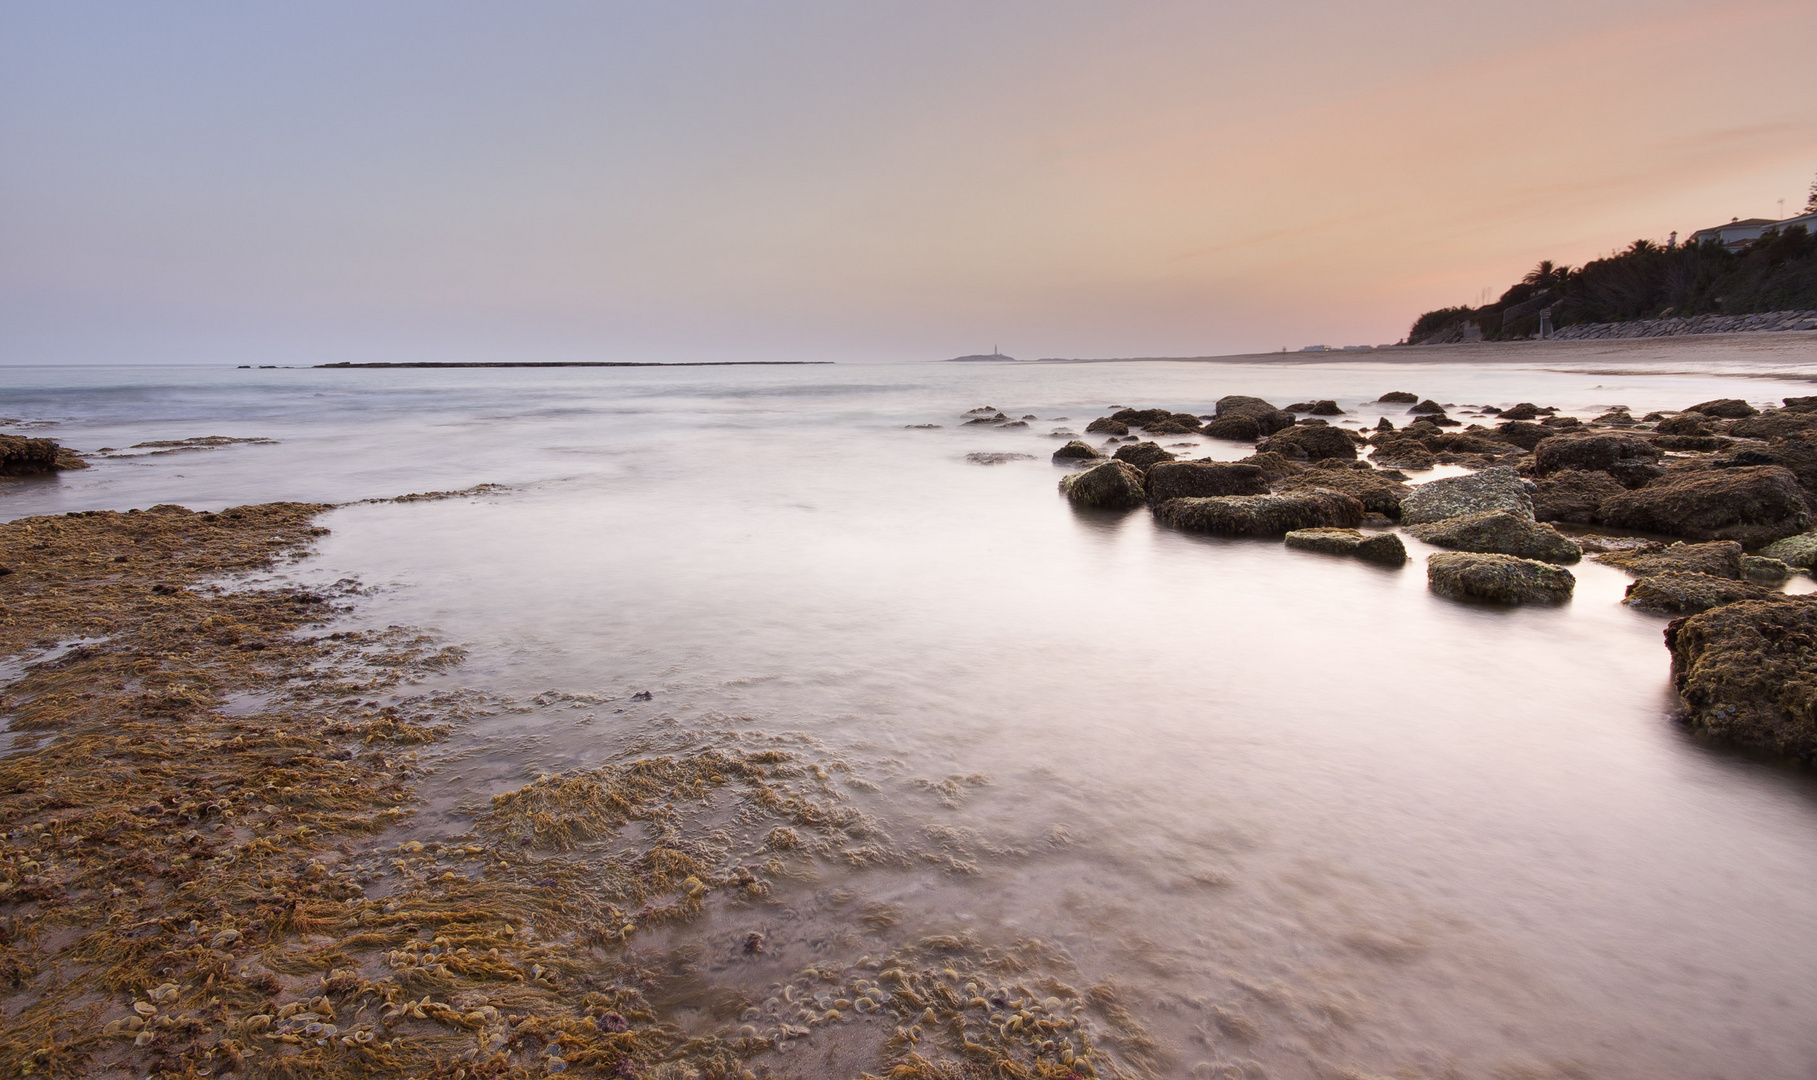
[3, 1, 1815, 364]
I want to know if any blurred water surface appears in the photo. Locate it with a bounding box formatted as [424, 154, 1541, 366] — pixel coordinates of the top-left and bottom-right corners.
[6, 340, 1817, 1078]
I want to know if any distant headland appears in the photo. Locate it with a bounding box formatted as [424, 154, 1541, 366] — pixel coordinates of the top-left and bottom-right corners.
[1409, 184, 1817, 346]
[946, 348, 1018, 362]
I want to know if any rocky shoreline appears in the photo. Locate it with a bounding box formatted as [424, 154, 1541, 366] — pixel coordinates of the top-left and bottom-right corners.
[0, 499, 1135, 1080]
[1039, 394, 1817, 762]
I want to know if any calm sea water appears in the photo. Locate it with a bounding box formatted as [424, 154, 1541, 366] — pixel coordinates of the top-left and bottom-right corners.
[7, 337, 1817, 1079]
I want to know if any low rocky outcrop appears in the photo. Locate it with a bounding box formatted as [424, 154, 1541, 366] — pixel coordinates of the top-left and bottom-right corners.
[1369, 437, 1436, 470]
[1051, 440, 1102, 461]
[1257, 425, 1358, 462]
[1596, 465, 1811, 545]
[1405, 510, 1582, 563]
[1399, 467, 1533, 525]
[1153, 490, 1364, 537]
[1531, 469, 1625, 524]
[1426, 552, 1575, 605]
[1270, 468, 1410, 517]
[1283, 527, 1408, 565]
[1144, 461, 1268, 501]
[1685, 398, 1758, 419]
[1237, 451, 1305, 483]
[1760, 530, 1817, 569]
[1709, 439, 1817, 506]
[1213, 396, 1296, 436]
[1667, 596, 1817, 759]
[1623, 572, 1774, 615]
[1655, 414, 1716, 436]
[1377, 391, 1418, 403]
[1727, 412, 1817, 440]
[1085, 417, 1129, 436]
[0, 435, 85, 476]
[1740, 555, 1795, 582]
[1532, 433, 1662, 488]
[1109, 408, 1174, 426]
[1200, 416, 1261, 441]
[1651, 434, 1734, 453]
[1112, 442, 1177, 469]
[1499, 403, 1542, 421]
[1058, 461, 1148, 509]
[1409, 399, 1446, 414]
[1494, 422, 1552, 451]
[1286, 400, 1344, 415]
[1595, 540, 1744, 579]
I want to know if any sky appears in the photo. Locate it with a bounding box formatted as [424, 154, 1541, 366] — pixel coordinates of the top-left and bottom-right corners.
[2, 0, 1815, 365]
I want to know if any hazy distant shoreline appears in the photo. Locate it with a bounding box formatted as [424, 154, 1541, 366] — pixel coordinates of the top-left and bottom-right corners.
[1030, 330, 1817, 369]
[312, 360, 833, 368]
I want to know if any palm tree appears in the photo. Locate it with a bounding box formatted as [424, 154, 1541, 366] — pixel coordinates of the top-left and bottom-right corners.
[1521, 260, 1573, 289]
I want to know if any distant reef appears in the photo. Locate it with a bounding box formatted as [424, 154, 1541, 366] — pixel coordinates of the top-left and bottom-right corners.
[1409, 221, 1817, 345]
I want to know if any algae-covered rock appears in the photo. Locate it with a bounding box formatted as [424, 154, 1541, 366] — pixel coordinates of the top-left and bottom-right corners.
[1144, 461, 1268, 501]
[1740, 555, 1795, 583]
[1726, 412, 1817, 440]
[1200, 415, 1262, 441]
[1760, 530, 1817, 569]
[1377, 391, 1418, 403]
[1405, 510, 1582, 564]
[1257, 424, 1358, 462]
[1369, 437, 1436, 470]
[1283, 527, 1408, 566]
[1666, 596, 1817, 759]
[1399, 467, 1533, 525]
[1285, 400, 1344, 415]
[1426, 552, 1575, 605]
[1595, 540, 1743, 579]
[1623, 572, 1776, 615]
[1085, 417, 1129, 436]
[1237, 451, 1305, 483]
[1531, 469, 1625, 524]
[1596, 465, 1811, 546]
[1532, 432, 1662, 487]
[0, 434, 84, 476]
[1685, 398, 1758, 419]
[1213, 396, 1296, 436]
[1270, 468, 1410, 517]
[1058, 460, 1148, 509]
[1154, 490, 1364, 537]
[1655, 414, 1715, 436]
[1495, 421, 1552, 451]
[1112, 441, 1177, 469]
[1499, 402, 1542, 421]
[1051, 440, 1102, 461]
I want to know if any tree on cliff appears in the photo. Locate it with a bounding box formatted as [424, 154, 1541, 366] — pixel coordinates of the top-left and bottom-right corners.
[1806, 172, 1817, 214]
[1521, 260, 1572, 288]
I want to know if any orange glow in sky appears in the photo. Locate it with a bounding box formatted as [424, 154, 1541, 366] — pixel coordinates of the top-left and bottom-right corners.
[2, 1, 1814, 362]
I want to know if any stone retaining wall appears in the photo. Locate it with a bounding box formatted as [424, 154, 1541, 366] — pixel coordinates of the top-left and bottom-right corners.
[1550, 309, 1817, 341]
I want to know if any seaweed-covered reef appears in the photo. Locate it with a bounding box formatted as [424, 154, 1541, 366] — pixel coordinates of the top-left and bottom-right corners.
[0, 504, 1136, 1080]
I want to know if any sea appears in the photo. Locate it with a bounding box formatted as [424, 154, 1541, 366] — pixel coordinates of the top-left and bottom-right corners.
[6, 335, 1817, 1079]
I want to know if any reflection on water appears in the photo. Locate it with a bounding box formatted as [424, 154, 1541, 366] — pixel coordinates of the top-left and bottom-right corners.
[7, 338, 1817, 1078]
